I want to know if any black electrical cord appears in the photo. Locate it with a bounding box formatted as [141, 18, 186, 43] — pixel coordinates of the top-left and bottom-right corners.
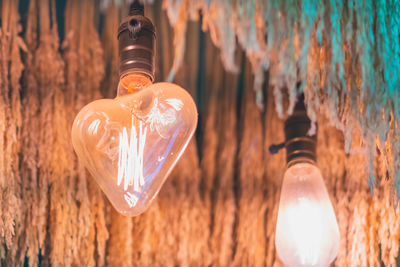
[129, 0, 144, 16]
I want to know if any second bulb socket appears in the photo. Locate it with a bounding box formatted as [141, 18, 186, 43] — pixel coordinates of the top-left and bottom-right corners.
[284, 96, 317, 167]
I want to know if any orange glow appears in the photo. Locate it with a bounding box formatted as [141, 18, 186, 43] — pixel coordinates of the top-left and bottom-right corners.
[120, 73, 152, 94]
[275, 163, 340, 267]
[72, 82, 197, 216]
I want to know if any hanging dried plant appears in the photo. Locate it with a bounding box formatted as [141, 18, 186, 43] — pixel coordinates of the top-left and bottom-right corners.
[0, 0, 399, 265]
[158, 0, 400, 201]
[63, 0, 107, 265]
[0, 0, 24, 262]
[18, 0, 42, 265]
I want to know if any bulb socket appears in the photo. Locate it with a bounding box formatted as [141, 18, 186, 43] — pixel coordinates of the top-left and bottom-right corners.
[284, 95, 317, 167]
[118, 1, 156, 82]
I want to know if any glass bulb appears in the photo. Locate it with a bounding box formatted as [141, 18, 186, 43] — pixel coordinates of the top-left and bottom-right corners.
[71, 75, 197, 216]
[275, 162, 340, 267]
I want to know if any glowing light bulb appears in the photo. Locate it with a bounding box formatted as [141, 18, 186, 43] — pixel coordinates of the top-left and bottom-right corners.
[72, 73, 197, 216]
[275, 162, 340, 267]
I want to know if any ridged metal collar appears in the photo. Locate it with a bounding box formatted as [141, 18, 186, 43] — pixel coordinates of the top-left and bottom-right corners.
[118, 2, 156, 81]
[284, 95, 317, 166]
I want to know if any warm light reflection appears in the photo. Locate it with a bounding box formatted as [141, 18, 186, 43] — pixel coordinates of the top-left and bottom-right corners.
[124, 191, 139, 208]
[88, 119, 101, 135]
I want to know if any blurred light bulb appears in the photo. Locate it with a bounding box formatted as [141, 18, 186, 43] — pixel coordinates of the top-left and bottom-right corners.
[275, 162, 340, 267]
[72, 73, 197, 216]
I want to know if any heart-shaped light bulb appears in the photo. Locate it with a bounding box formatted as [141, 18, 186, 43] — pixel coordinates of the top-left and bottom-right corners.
[72, 82, 197, 216]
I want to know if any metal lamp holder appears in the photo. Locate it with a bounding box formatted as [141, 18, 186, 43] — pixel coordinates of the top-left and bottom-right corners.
[269, 94, 317, 167]
[118, 0, 156, 81]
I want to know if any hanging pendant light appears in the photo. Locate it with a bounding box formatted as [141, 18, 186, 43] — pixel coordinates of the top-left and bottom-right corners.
[71, 1, 198, 217]
[271, 95, 340, 267]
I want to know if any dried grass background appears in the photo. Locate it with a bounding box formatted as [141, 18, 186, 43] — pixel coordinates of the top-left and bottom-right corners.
[0, 0, 399, 266]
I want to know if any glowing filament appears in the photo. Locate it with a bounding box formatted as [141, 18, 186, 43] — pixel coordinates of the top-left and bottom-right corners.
[124, 192, 139, 207]
[117, 121, 147, 192]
